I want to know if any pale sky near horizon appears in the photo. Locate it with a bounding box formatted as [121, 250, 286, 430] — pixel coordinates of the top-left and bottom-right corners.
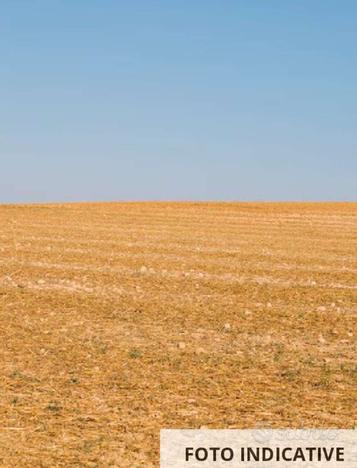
[1, 1, 356, 203]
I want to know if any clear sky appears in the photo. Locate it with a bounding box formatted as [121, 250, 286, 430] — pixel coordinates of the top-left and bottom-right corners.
[1, 0, 356, 202]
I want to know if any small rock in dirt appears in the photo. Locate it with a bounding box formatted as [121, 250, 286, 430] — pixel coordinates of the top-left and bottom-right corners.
[318, 334, 326, 344]
[192, 332, 202, 339]
[178, 342, 186, 350]
[224, 323, 231, 331]
[139, 266, 148, 274]
[317, 306, 326, 312]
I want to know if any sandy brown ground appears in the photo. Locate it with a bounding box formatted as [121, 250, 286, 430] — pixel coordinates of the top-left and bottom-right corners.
[0, 202, 356, 467]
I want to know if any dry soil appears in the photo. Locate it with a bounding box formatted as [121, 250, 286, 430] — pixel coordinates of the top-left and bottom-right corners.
[0, 202, 356, 466]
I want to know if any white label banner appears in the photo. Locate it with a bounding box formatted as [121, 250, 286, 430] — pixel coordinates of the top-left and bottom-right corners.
[160, 429, 356, 467]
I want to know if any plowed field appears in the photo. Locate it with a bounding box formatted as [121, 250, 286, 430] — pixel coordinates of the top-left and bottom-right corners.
[0, 202, 356, 466]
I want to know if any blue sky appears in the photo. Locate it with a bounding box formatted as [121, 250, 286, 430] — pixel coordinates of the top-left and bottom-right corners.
[1, 0, 356, 202]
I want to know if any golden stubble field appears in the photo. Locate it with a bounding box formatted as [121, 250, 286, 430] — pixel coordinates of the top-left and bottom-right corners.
[0, 202, 356, 466]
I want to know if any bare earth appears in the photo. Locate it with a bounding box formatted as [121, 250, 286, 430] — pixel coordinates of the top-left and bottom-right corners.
[0, 202, 356, 467]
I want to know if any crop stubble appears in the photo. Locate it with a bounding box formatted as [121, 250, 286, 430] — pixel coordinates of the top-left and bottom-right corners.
[0, 202, 356, 466]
